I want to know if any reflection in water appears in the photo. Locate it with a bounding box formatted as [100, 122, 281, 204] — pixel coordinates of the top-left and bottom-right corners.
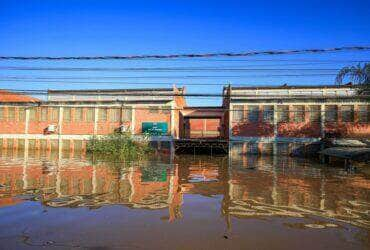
[0, 149, 369, 231]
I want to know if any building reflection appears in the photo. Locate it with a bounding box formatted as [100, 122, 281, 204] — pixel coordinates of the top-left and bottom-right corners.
[0, 149, 369, 229]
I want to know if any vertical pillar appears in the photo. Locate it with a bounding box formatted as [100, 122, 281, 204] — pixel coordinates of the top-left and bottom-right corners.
[320, 175, 326, 210]
[128, 166, 135, 202]
[228, 104, 233, 157]
[58, 107, 63, 161]
[92, 165, 97, 194]
[273, 104, 278, 155]
[93, 107, 99, 135]
[320, 104, 325, 138]
[56, 164, 61, 197]
[171, 102, 175, 138]
[131, 106, 136, 135]
[271, 156, 278, 205]
[24, 108, 30, 159]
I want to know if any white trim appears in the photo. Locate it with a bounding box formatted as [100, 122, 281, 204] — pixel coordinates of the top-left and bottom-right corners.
[0, 133, 174, 141]
[230, 136, 321, 143]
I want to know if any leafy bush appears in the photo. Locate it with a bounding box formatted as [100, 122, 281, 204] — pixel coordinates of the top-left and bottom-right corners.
[87, 133, 152, 160]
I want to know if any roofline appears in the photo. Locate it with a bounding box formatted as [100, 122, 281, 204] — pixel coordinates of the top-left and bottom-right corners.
[230, 95, 369, 102]
[228, 84, 356, 90]
[183, 106, 224, 109]
[48, 87, 184, 93]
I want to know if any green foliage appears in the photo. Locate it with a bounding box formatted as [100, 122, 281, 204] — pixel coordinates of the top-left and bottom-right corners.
[87, 133, 152, 160]
[335, 63, 370, 94]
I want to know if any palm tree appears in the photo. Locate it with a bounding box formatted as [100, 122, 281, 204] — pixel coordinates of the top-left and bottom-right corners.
[335, 63, 370, 94]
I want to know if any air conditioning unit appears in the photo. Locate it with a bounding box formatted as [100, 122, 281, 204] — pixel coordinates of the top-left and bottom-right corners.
[46, 124, 56, 133]
[119, 124, 130, 133]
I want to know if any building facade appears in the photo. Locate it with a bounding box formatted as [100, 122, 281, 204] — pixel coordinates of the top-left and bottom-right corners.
[0, 84, 369, 156]
[0, 87, 186, 155]
[226, 85, 370, 156]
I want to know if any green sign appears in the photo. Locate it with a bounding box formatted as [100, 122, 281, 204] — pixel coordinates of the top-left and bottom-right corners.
[142, 122, 168, 135]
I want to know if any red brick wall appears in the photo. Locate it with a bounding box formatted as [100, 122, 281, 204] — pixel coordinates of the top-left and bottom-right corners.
[187, 118, 221, 138]
[325, 122, 370, 138]
[134, 107, 171, 135]
[232, 104, 370, 138]
[277, 122, 321, 137]
[232, 122, 274, 137]
[0, 107, 26, 134]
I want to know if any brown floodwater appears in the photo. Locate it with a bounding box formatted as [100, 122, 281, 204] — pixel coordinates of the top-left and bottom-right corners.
[0, 150, 369, 249]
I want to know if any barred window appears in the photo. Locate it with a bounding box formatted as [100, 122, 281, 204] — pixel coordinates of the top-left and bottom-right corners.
[308, 105, 321, 123]
[18, 108, 26, 122]
[277, 105, 289, 122]
[86, 108, 95, 122]
[341, 105, 354, 122]
[40, 107, 48, 122]
[248, 105, 259, 122]
[325, 105, 337, 122]
[110, 108, 121, 122]
[293, 105, 305, 123]
[29, 107, 37, 122]
[149, 106, 159, 114]
[74, 108, 84, 122]
[98, 108, 108, 121]
[8, 107, 15, 121]
[63, 107, 71, 122]
[123, 107, 132, 122]
[263, 105, 274, 123]
[358, 105, 369, 123]
[233, 105, 244, 122]
[51, 107, 59, 122]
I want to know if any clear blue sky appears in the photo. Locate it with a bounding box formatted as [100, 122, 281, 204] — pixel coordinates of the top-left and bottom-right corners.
[0, 0, 369, 105]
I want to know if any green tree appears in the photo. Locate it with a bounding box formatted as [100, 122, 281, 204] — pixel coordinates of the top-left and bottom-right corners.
[335, 63, 370, 94]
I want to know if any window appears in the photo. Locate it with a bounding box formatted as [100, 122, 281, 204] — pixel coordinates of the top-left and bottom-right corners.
[86, 108, 95, 122]
[358, 105, 369, 123]
[63, 107, 71, 122]
[277, 105, 289, 122]
[325, 105, 338, 122]
[8, 107, 15, 121]
[263, 105, 274, 123]
[233, 105, 244, 122]
[99, 108, 108, 121]
[248, 105, 259, 122]
[341, 105, 354, 122]
[308, 105, 321, 123]
[293, 105, 305, 123]
[40, 107, 48, 122]
[0, 107, 3, 121]
[29, 107, 37, 122]
[149, 106, 159, 114]
[123, 107, 132, 122]
[110, 108, 121, 122]
[18, 108, 26, 122]
[74, 108, 83, 122]
[51, 107, 59, 122]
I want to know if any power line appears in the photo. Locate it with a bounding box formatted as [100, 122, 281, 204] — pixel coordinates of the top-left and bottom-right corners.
[0, 46, 369, 60]
[0, 66, 342, 72]
[0, 104, 365, 113]
[0, 78, 339, 86]
[0, 74, 338, 81]
[0, 89, 364, 98]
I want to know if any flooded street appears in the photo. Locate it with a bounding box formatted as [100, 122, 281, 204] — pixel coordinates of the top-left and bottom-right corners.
[0, 150, 369, 249]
